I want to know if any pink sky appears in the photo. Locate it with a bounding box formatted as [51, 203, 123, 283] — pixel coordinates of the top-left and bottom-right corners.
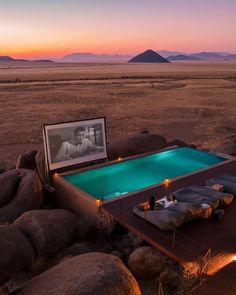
[1, 0, 236, 58]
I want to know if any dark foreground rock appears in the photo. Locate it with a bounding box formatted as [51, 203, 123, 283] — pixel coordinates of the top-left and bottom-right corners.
[211, 136, 236, 156]
[0, 225, 34, 273]
[0, 169, 43, 223]
[58, 242, 91, 259]
[14, 209, 87, 257]
[16, 150, 38, 170]
[10, 253, 141, 295]
[109, 133, 167, 159]
[128, 246, 165, 280]
[0, 170, 20, 207]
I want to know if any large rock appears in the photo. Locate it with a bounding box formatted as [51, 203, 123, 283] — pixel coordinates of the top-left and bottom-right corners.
[35, 148, 47, 184]
[14, 209, 87, 257]
[128, 246, 165, 280]
[10, 253, 141, 295]
[0, 170, 20, 207]
[0, 169, 43, 223]
[0, 225, 34, 273]
[16, 150, 38, 170]
[211, 136, 236, 156]
[109, 133, 167, 159]
[58, 242, 91, 259]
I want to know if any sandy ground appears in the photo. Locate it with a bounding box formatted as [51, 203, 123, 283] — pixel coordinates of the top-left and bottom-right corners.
[0, 61, 236, 167]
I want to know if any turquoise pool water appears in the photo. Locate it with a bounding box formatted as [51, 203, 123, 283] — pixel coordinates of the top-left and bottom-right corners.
[64, 147, 226, 201]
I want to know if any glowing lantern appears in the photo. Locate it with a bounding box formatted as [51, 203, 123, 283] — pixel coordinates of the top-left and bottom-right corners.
[163, 178, 171, 187]
[232, 255, 236, 261]
[117, 157, 123, 161]
[96, 199, 101, 205]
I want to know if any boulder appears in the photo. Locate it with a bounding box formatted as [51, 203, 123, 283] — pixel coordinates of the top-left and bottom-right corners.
[167, 139, 189, 147]
[0, 170, 20, 207]
[14, 209, 87, 257]
[35, 148, 47, 184]
[16, 150, 38, 170]
[109, 133, 167, 159]
[0, 169, 43, 223]
[10, 253, 141, 295]
[58, 243, 91, 259]
[159, 265, 181, 288]
[0, 225, 34, 273]
[211, 136, 236, 156]
[0, 271, 10, 287]
[128, 246, 165, 280]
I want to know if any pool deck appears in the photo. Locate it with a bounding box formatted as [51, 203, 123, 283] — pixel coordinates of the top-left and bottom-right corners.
[100, 159, 236, 274]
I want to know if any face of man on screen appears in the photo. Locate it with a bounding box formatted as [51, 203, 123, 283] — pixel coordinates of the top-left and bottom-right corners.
[74, 130, 86, 145]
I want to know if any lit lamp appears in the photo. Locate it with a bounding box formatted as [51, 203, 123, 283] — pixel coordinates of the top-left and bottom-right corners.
[163, 178, 171, 195]
[232, 255, 236, 261]
[54, 173, 59, 178]
[96, 199, 101, 205]
[117, 157, 123, 161]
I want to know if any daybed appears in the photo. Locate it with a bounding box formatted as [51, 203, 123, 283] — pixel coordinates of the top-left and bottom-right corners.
[173, 188, 219, 209]
[187, 185, 234, 206]
[206, 175, 236, 196]
[133, 205, 185, 230]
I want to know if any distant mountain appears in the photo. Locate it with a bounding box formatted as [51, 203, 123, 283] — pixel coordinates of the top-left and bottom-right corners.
[0, 56, 53, 62]
[0, 56, 15, 61]
[129, 50, 169, 63]
[224, 54, 236, 60]
[32, 59, 54, 62]
[189, 52, 226, 60]
[60, 52, 132, 62]
[157, 50, 182, 58]
[167, 54, 200, 61]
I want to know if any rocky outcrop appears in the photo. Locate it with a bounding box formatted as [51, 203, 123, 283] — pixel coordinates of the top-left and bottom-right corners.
[14, 209, 87, 257]
[58, 243, 91, 259]
[128, 246, 165, 280]
[0, 170, 20, 207]
[0, 225, 34, 273]
[35, 149, 47, 184]
[211, 136, 236, 156]
[10, 253, 141, 295]
[109, 133, 167, 159]
[16, 150, 38, 170]
[0, 169, 43, 223]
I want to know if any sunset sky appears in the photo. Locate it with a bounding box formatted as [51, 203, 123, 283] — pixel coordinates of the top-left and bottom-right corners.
[1, 0, 236, 58]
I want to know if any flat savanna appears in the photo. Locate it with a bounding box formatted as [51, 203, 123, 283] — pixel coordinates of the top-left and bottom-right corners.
[0, 61, 236, 164]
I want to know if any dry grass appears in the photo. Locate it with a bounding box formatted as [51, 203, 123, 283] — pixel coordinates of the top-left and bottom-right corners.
[0, 61, 236, 165]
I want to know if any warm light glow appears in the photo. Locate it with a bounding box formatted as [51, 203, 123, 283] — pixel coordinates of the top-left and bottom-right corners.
[96, 199, 101, 205]
[232, 255, 236, 261]
[163, 179, 171, 187]
[54, 173, 59, 177]
[117, 157, 123, 161]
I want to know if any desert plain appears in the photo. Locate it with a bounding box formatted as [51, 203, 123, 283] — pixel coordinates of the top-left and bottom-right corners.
[0, 61, 236, 166]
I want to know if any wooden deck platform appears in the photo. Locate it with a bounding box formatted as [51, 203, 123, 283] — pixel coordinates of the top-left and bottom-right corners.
[101, 159, 236, 274]
[191, 261, 236, 295]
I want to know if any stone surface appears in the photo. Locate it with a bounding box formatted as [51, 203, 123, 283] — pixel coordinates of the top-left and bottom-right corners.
[10, 253, 141, 295]
[35, 148, 47, 184]
[128, 246, 165, 280]
[0, 272, 10, 287]
[58, 243, 91, 259]
[14, 209, 87, 257]
[16, 150, 38, 170]
[167, 138, 189, 147]
[211, 136, 236, 156]
[109, 133, 167, 159]
[0, 169, 43, 223]
[0, 225, 34, 273]
[0, 170, 20, 207]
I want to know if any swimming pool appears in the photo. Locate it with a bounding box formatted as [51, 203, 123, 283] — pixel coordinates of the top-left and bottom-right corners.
[63, 147, 227, 201]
